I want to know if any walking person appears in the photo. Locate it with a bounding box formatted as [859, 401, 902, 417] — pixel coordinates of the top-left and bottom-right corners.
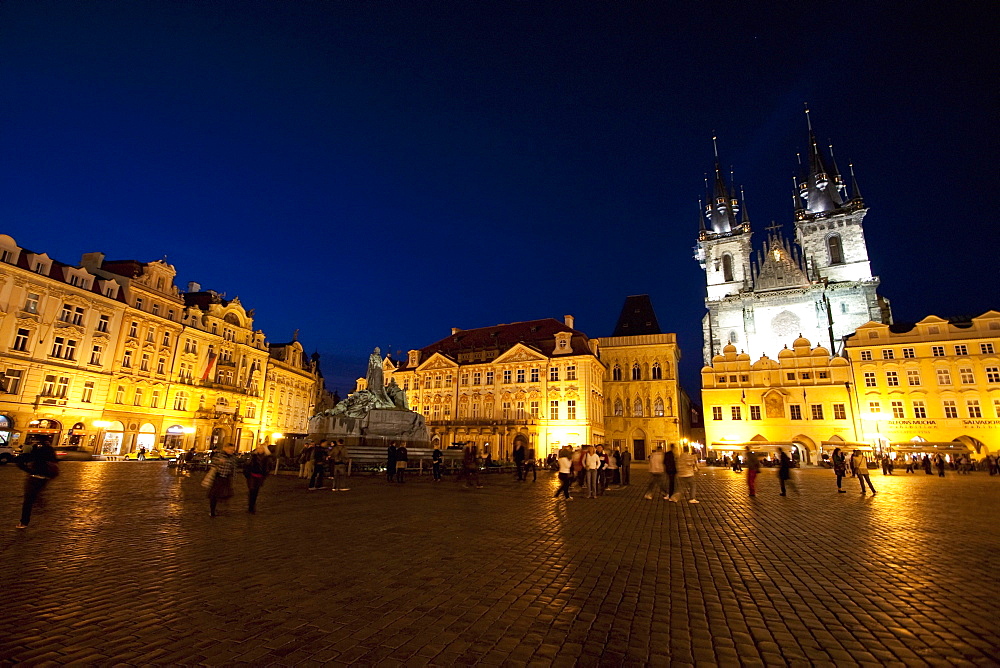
[513, 442, 526, 481]
[137, 446, 147, 461]
[298, 440, 314, 479]
[605, 445, 619, 488]
[595, 444, 609, 495]
[643, 444, 669, 499]
[525, 447, 537, 482]
[777, 448, 797, 496]
[386, 442, 398, 483]
[746, 446, 760, 497]
[832, 447, 848, 493]
[395, 443, 408, 483]
[206, 443, 237, 517]
[553, 446, 573, 500]
[673, 444, 700, 503]
[583, 445, 600, 499]
[432, 445, 443, 482]
[243, 444, 273, 513]
[934, 454, 946, 477]
[15, 441, 58, 529]
[922, 454, 932, 474]
[462, 444, 482, 488]
[571, 446, 585, 489]
[308, 439, 329, 490]
[905, 456, 915, 474]
[664, 443, 678, 501]
[329, 439, 350, 491]
[620, 447, 632, 486]
[852, 449, 877, 495]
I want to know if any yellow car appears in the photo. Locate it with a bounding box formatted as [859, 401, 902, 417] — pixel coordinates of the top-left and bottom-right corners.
[123, 449, 168, 461]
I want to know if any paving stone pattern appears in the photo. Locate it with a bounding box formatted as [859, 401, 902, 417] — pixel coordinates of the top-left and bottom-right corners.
[1, 462, 998, 666]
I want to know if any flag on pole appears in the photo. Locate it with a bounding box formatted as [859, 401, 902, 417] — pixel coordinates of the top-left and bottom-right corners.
[741, 389, 747, 405]
[202, 352, 218, 381]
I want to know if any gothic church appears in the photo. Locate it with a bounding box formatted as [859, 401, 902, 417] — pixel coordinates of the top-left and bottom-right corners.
[696, 111, 892, 364]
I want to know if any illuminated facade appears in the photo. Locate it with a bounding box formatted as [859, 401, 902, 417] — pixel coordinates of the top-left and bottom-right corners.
[264, 338, 319, 445]
[387, 316, 605, 458]
[601, 295, 688, 460]
[701, 337, 859, 465]
[696, 115, 891, 365]
[0, 235, 321, 454]
[844, 313, 1000, 456]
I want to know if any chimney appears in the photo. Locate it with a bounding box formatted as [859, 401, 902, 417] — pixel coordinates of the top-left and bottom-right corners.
[187, 281, 201, 293]
[451, 327, 461, 335]
[80, 252, 104, 271]
[564, 315, 575, 329]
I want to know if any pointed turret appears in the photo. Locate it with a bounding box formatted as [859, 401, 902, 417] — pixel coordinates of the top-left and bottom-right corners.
[848, 162, 864, 204]
[703, 137, 740, 235]
[797, 106, 846, 216]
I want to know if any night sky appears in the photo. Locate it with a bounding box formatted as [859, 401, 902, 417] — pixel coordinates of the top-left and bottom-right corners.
[1, 2, 996, 398]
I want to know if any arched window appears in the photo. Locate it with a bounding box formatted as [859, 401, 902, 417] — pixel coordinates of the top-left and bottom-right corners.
[633, 398, 644, 417]
[729, 330, 739, 344]
[632, 363, 641, 381]
[827, 234, 844, 265]
[651, 362, 662, 380]
[612, 365, 622, 381]
[614, 398, 623, 416]
[654, 397, 664, 416]
[722, 253, 734, 282]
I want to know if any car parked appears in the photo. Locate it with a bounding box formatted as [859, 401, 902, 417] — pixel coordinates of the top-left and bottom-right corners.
[123, 449, 169, 461]
[0, 444, 18, 465]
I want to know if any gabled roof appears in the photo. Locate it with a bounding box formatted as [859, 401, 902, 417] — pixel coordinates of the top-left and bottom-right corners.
[396, 318, 594, 371]
[611, 295, 662, 337]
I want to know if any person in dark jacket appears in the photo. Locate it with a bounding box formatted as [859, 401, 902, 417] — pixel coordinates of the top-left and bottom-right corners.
[395, 444, 408, 483]
[16, 441, 58, 529]
[208, 443, 237, 517]
[777, 448, 797, 496]
[664, 443, 678, 500]
[243, 444, 273, 513]
[386, 443, 397, 483]
[513, 443, 526, 481]
[431, 446, 443, 482]
[832, 447, 847, 493]
[308, 440, 329, 490]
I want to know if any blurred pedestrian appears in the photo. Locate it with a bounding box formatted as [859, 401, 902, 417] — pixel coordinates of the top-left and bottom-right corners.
[674, 444, 700, 503]
[664, 443, 678, 501]
[554, 446, 573, 500]
[15, 441, 58, 529]
[571, 446, 585, 489]
[746, 446, 760, 497]
[395, 444, 408, 483]
[432, 445, 443, 482]
[934, 454, 946, 477]
[180, 447, 197, 475]
[243, 444, 273, 513]
[308, 439, 329, 490]
[329, 439, 350, 491]
[644, 444, 669, 499]
[583, 445, 600, 499]
[620, 447, 631, 486]
[832, 447, 847, 493]
[386, 442, 398, 483]
[922, 454, 932, 474]
[206, 443, 236, 517]
[852, 450, 877, 495]
[595, 444, 609, 494]
[298, 440, 314, 479]
[606, 445, 619, 488]
[513, 442, 526, 481]
[462, 444, 482, 488]
[525, 447, 537, 482]
[777, 448, 796, 496]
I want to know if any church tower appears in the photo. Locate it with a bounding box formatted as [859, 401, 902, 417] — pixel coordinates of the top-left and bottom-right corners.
[695, 141, 754, 362]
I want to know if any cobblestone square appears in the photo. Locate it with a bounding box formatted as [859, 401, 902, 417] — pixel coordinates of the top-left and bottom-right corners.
[1, 462, 998, 666]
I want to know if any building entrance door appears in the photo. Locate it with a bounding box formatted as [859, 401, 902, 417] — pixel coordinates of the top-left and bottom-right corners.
[633, 439, 646, 461]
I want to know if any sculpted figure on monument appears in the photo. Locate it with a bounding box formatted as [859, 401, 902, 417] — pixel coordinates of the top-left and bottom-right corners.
[319, 347, 401, 418]
[386, 377, 408, 410]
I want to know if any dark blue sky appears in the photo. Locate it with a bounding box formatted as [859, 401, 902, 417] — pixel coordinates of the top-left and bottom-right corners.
[1, 2, 997, 397]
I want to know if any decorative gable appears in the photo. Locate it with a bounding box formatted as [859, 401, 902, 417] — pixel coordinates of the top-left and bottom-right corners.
[417, 352, 458, 371]
[553, 332, 573, 355]
[493, 343, 547, 364]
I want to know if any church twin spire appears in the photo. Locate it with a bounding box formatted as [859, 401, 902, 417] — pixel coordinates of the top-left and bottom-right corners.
[701, 136, 751, 238]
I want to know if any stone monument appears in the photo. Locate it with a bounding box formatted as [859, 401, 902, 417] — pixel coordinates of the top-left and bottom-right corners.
[308, 347, 429, 447]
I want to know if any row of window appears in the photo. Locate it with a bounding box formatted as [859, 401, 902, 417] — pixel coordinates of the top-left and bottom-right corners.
[862, 367, 1000, 387]
[418, 399, 579, 421]
[711, 398, 1000, 421]
[404, 365, 580, 391]
[611, 396, 669, 417]
[611, 362, 666, 381]
[716, 370, 831, 384]
[858, 342, 996, 360]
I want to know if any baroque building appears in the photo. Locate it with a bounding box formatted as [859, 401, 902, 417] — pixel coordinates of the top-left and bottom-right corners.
[844, 312, 1000, 456]
[696, 113, 891, 365]
[387, 316, 605, 458]
[0, 234, 321, 454]
[600, 295, 690, 460]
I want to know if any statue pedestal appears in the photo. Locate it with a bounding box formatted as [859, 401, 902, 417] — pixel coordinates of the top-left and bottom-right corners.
[309, 409, 429, 447]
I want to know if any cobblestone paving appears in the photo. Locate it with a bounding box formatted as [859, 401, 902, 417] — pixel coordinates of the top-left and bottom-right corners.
[1, 462, 998, 666]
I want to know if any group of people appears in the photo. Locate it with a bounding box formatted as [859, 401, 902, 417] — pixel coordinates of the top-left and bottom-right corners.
[297, 439, 351, 490]
[643, 443, 700, 502]
[550, 443, 633, 500]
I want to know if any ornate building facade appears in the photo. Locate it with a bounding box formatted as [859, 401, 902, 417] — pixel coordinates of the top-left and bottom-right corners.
[600, 295, 689, 460]
[387, 316, 605, 459]
[0, 234, 321, 454]
[844, 312, 1000, 456]
[696, 114, 891, 365]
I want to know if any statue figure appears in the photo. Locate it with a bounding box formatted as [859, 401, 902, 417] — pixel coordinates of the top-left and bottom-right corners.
[366, 347, 395, 409]
[386, 377, 408, 410]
